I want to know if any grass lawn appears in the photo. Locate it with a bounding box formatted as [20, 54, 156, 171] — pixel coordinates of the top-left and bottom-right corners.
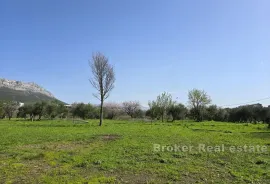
[0, 119, 269, 183]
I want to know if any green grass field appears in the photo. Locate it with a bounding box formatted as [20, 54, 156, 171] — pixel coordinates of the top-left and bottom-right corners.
[0, 120, 269, 184]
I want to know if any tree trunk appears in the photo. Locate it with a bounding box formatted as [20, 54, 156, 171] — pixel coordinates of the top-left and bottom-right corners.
[99, 100, 103, 126]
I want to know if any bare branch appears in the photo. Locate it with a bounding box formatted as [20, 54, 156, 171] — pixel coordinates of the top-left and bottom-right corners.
[89, 52, 115, 126]
[93, 93, 101, 101]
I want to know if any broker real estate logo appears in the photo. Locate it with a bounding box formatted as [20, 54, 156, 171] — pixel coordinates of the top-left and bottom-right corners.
[153, 144, 268, 153]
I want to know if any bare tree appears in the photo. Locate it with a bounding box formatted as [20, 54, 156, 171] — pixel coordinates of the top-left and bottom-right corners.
[89, 52, 115, 126]
[122, 101, 141, 118]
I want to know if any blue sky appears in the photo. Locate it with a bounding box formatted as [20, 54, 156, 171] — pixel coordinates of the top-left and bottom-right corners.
[1, 0, 270, 107]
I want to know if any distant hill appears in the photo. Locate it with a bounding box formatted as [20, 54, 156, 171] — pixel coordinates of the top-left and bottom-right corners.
[0, 78, 65, 104]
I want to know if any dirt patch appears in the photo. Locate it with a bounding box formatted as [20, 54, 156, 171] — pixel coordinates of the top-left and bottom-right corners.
[44, 141, 88, 151]
[16, 140, 93, 152]
[79, 169, 166, 184]
[16, 135, 120, 153]
[99, 134, 121, 141]
[116, 173, 162, 183]
[25, 160, 52, 177]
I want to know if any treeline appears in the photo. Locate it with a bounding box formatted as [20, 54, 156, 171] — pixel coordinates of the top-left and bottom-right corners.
[145, 91, 270, 128]
[0, 89, 269, 128]
[146, 91, 270, 127]
[0, 100, 144, 121]
[0, 101, 69, 121]
[146, 102, 270, 124]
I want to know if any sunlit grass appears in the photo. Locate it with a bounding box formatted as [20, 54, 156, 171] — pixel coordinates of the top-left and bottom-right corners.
[0, 119, 269, 183]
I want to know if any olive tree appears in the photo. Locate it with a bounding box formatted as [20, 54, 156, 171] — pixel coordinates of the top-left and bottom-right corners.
[205, 105, 218, 121]
[150, 92, 174, 122]
[188, 89, 211, 122]
[70, 103, 97, 120]
[57, 104, 69, 119]
[45, 103, 58, 119]
[0, 101, 4, 119]
[17, 106, 28, 119]
[167, 103, 187, 122]
[33, 101, 47, 120]
[89, 52, 115, 126]
[147, 101, 160, 121]
[3, 101, 19, 120]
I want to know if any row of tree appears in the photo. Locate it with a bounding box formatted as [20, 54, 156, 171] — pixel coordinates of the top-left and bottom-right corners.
[145, 90, 270, 127]
[87, 52, 269, 128]
[124, 94, 270, 128]
[1, 89, 269, 128]
[69, 102, 144, 120]
[146, 90, 209, 122]
[17, 101, 68, 121]
[0, 101, 144, 121]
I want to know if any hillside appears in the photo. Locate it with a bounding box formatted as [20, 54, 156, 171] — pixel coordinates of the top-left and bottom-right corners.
[0, 78, 63, 103]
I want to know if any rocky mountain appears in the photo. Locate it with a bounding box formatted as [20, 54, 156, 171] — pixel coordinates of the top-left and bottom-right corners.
[0, 78, 62, 103]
